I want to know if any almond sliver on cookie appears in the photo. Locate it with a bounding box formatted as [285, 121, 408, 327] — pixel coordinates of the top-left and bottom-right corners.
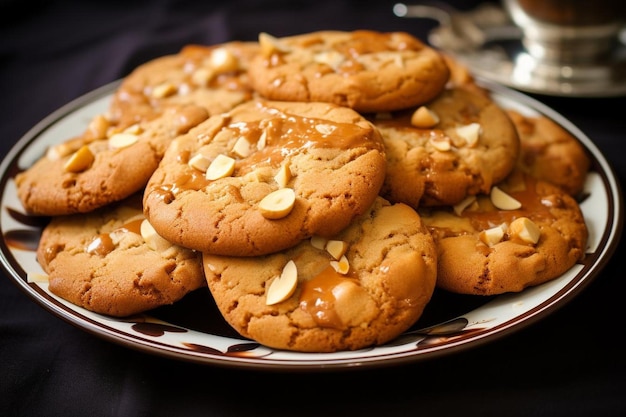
[266, 260, 298, 305]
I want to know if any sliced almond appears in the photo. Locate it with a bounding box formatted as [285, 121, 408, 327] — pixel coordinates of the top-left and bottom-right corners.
[188, 153, 212, 172]
[411, 106, 440, 128]
[63, 145, 95, 173]
[257, 130, 267, 151]
[325, 240, 348, 260]
[258, 188, 296, 219]
[313, 50, 345, 69]
[86, 114, 110, 140]
[27, 272, 49, 284]
[509, 217, 541, 244]
[108, 132, 139, 149]
[490, 186, 522, 210]
[274, 163, 291, 188]
[151, 82, 177, 99]
[315, 123, 337, 136]
[209, 47, 239, 73]
[258, 32, 290, 57]
[429, 136, 451, 152]
[479, 223, 507, 246]
[455, 123, 481, 147]
[205, 154, 236, 180]
[453, 195, 477, 216]
[191, 67, 214, 86]
[330, 255, 350, 275]
[266, 260, 298, 305]
[123, 124, 143, 135]
[232, 136, 253, 157]
[310, 235, 328, 250]
[140, 219, 172, 251]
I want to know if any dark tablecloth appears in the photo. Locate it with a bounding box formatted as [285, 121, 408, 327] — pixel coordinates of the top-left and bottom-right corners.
[1, 1, 625, 416]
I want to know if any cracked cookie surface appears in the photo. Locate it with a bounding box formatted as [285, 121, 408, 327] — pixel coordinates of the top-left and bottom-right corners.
[202, 197, 437, 352]
[420, 170, 588, 295]
[36, 194, 206, 317]
[374, 87, 520, 208]
[16, 104, 208, 216]
[143, 99, 387, 256]
[247, 30, 450, 113]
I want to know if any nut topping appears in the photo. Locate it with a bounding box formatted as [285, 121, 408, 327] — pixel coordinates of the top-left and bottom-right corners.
[232, 136, 253, 157]
[274, 163, 291, 188]
[479, 223, 507, 246]
[411, 106, 439, 128]
[151, 82, 177, 99]
[330, 255, 350, 275]
[325, 239, 348, 260]
[313, 51, 345, 70]
[209, 47, 239, 73]
[258, 32, 290, 57]
[315, 123, 337, 136]
[454, 123, 481, 147]
[490, 186, 522, 210]
[140, 219, 172, 251]
[310, 235, 327, 250]
[266, 260, 298, 305]
[63, 145, 94, 173]
[429, 136, 451, 152]
[188, 153, 212, 172]
[509, 217, 541, 244]
[453, 195, 477, 216]
[258, 187, 296, 219]
[205, 154, 236, 180]
[108, 132, 139, 149]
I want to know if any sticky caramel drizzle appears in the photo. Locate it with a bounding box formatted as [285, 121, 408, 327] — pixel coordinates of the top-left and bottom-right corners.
[86, 218, 144, 256]
[299, 265, 358, 329]
[156, 104, 381, 199]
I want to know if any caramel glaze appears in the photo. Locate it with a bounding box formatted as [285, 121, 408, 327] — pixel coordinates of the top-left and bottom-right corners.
[155, 103, 383, 199]
[299, 265, 359, 329]
[85, 218, 143, 256]
[467, 176, 558, 230]
[429, 175, 567, 244]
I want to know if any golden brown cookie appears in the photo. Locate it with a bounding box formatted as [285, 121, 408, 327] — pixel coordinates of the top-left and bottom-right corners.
[420, 170, 588, 295]
[109, 42, 259, 129]
[441, 53, 491, 97]
[374, 87, 520, 208]
[143, 99, 387, 257]
[247, 30, 450, 113]
[507, 109, 591, 196]
[36, 194, 206, 317]
[16, 104, 208, 216]
[202, 197, 438, 352]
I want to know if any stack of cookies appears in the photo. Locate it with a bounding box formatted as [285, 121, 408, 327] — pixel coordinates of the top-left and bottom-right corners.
[17, 30, 589, 352]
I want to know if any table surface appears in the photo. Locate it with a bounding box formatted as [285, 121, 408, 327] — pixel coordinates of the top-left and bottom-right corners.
[1, 1, 625, 416]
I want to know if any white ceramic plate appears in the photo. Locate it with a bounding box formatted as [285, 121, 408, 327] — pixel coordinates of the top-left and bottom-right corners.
[1, 80, 622, 370]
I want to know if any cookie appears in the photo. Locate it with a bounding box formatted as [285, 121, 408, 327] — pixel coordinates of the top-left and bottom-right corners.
[36, 194, 206, 317]
[507, 109, 591, 196]
[143, 99, 387, 256]
[374, 87, 520, 208]
[441, 53, 491, 97]
[202, 197, 438, 352]
[247, 30, 450, 113]
[420, 170, 588, 295]
[15, 104, 208, 216]
[109, 42, 259, 129]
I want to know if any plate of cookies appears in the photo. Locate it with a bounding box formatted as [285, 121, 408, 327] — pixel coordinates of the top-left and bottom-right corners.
[1, 30, 622, 370]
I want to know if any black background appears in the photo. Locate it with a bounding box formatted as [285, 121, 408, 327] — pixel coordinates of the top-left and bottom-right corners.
[1, 1, 625, 416]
